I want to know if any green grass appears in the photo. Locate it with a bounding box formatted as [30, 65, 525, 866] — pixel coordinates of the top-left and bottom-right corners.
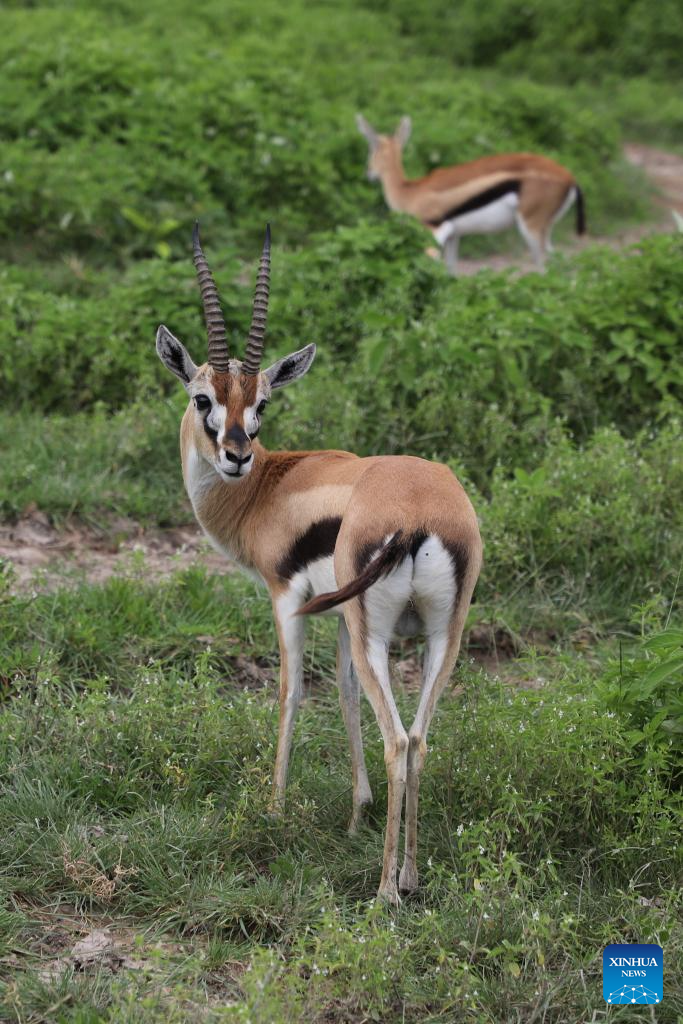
[0, 567, 681, 1022]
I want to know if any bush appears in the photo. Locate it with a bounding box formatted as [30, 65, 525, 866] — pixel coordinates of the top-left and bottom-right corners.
[2, 228, 682, 450]
[0, 0, 640, 262]
[598, 627, 683, 767]
[367, 0, 683, 84]
[480, 423, 683, 618]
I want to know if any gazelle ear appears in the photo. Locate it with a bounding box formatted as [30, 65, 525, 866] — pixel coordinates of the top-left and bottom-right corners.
[356, 112, 379, 149]
[264, 343, 316, 390]
[156, 325, 198, 386]
[396, 115, 412, 148]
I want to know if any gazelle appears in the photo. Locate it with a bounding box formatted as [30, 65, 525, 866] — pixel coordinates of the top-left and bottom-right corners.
[155, 224, 482, 904]
[356, 113, 585, 275]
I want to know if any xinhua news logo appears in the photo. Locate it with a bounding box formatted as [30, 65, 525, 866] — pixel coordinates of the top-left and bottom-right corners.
[603, 943, 663, 1005]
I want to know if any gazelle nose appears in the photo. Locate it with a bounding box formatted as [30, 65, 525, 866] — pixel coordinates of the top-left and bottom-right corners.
[223, 451, 252, 468]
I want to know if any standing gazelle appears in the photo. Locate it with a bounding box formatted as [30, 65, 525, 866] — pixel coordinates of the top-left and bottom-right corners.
[156, 225, 482, 903]
[357, 113, 585, 275]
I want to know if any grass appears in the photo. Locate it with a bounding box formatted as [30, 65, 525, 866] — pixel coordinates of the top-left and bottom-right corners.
[0, 566, 682, 1021]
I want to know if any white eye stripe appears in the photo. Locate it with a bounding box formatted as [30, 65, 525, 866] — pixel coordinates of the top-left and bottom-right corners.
[208, 404, 227, 441]
[244, 399, 267, 437]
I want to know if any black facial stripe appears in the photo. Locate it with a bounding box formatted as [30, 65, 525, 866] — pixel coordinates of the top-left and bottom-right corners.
[227, 422, 250, 447]
[426, 179, 521, 227]
[277, 517, 342, 580]
[203, 416, 218, 444]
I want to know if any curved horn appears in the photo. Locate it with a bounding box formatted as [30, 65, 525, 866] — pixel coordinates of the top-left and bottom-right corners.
[242, 224, 271, 376]
[192, 221, 230, 373]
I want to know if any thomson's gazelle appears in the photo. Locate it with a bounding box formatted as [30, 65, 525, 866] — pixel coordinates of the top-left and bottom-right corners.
[357, 113, 585, 275]
[156, 225, 482, 903]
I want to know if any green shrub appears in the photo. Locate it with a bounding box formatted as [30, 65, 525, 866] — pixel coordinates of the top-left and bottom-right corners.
[367, 0, 683, 84]
[2, 229, 682, 449]
[0, 0, 641, 262]
[480, 423, 683, 618]
[598, 627, 683, 766]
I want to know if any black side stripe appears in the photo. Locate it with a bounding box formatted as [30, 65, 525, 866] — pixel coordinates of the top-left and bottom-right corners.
[426, 179, 521, 227]
[277, 517, 342, 580]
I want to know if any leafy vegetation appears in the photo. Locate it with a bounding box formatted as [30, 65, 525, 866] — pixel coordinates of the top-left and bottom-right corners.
[370, 0, 683, 83]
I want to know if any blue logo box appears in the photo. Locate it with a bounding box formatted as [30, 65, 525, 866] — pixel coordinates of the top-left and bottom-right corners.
[603, 943, 663, 1005]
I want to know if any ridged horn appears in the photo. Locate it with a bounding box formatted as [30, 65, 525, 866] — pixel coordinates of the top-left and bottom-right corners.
[192, 221, 230, 373]
[242, 224, 271, 376]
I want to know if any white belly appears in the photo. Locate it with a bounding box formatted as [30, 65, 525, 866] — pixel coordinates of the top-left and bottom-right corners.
[433, 191, 519, 244]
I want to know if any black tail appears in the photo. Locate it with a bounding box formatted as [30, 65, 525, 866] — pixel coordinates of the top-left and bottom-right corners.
[575, 185, 586, 235]
[296, 530, 408, 616]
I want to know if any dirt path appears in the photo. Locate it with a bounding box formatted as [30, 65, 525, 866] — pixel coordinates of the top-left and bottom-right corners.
[456, 142, 683, 277]
[0, 507, 229, 592]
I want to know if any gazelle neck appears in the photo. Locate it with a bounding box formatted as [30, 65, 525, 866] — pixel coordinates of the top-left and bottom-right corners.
[183, 439, 269, 566]
[379, 146, 411, 212]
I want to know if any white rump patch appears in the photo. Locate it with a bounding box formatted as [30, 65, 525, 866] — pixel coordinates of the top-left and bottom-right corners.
[552, 185, 577, 226]
[362, 534, 457, 673]
[433, 191, 519, 245]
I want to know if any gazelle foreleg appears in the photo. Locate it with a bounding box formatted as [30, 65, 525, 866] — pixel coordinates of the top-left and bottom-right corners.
[270, 588, 306, 811]
[336, 618, 373, 833]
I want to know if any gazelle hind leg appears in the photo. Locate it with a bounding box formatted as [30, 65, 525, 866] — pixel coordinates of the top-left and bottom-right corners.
[399, 630, 463, 893]
[344, 562, 413, 904]
[443, 233, 460, 276]
[515, 213, 546, 270]
[399, 536, 462, 893]
[337, 618, 372, 832]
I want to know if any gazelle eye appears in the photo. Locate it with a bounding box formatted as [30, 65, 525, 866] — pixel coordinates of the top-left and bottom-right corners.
[257, 400, 267, 415]
[195, 394, 211, 412]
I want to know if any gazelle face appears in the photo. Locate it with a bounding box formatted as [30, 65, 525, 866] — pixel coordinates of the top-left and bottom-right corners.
[365, 136, 398, 181]
[356, 113, 412, 181]
[156, 326, 316, 486]
[187, 363, 268, 482]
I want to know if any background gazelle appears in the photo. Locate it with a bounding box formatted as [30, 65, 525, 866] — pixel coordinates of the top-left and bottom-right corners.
[357, 113, 585, 275]
[156, 224, 482, 903]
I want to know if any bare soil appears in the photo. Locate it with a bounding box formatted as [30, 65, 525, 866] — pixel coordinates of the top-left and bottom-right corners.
[1, 902, 247, 1008]
[0, 505, 230, 592]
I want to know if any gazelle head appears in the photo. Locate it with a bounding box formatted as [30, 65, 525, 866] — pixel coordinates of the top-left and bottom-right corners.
[156, 224, 316, 484]
[355, 113, 412, 181]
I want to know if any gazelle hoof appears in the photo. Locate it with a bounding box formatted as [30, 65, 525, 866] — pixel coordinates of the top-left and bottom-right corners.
[398, 862, 419, 894]
[347, 797, 372, 834]
[376, 883, 401, 907]
[266, 798, 285, 820]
